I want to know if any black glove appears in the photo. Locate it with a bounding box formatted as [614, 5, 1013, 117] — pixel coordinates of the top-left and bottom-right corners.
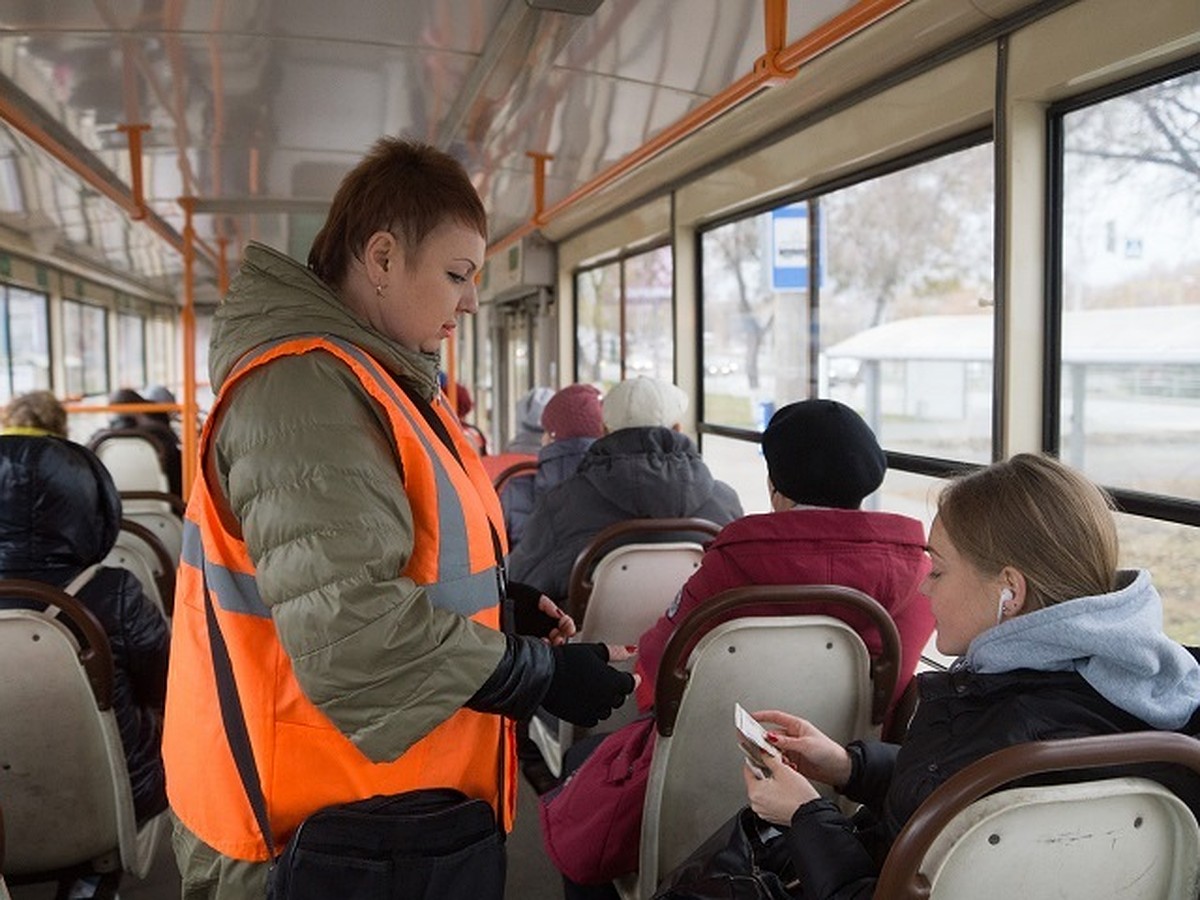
[507, 580, 563, 639]
[541, 643, 636, 728]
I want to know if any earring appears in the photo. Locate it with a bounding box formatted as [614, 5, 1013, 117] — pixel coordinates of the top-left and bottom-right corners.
[375, 283, 385, 297]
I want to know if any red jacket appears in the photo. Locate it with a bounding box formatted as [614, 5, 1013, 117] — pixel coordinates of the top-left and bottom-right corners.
[635, 508, 933, 715]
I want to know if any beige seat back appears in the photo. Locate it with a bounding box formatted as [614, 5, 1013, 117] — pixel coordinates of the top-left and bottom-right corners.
[104, 520, 175, 619]
[119, 491, 186, 569]
[88, 432, 169, 494]
[877, 732, 1200, 900]
[0, 797, 10, 900]
[577, 541, 706, 646]
[0, 580, 164, 880]
[636, 585, 900, 899]
[528, 518, 721, 778]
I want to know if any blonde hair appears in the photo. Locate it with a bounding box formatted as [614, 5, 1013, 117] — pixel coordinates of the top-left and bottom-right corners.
[2, 390, 67, 437]
[936, 453, 1118, 612]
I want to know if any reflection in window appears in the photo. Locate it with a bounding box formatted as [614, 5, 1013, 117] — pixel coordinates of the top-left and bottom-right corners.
[116, 313, 146, 389]
[0, 285, 50, 402]
[1059, 69, 1200, 501]
[700, 143, 995, 463]
[575, 246, 674, 389]
[62, 299, 109, 397]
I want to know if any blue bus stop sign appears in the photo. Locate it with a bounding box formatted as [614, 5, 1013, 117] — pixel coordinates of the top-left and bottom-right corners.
[771, 204, 808, 291]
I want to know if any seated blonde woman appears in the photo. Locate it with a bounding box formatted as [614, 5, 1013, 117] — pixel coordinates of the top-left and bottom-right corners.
[722, 454, 1200, 900]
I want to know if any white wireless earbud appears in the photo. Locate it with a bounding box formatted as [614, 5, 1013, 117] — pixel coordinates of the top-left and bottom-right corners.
[996, 587, 1015, 624]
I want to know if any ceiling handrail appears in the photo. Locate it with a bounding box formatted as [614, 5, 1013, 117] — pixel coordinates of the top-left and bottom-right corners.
[487, 0, 910, 258]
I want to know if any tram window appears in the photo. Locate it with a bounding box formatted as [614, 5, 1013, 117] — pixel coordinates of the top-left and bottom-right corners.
[61, 299, 109, 397]
[1116, 511, 1200, 644]
[577, 260, 621, 387]
[145, 316, 178, 391]
[0, 284, 50, 402]
[700, 432, 772, 515]
[116, 313, 146, 389]
[623, 245, 673, 380]
[700, 143, 995, 464]
[1058, 68, 1200, 501]
[575, 244, 674, 388]
[822, 145, 994, 461]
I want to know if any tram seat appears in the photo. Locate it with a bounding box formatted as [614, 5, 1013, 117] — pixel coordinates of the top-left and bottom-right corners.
[0, 580, 167, 885]
[104, 520, 176, 619]
[629, 584, 901, 900]
[528, 517, 722, 778]
[87, 429, 171, 495]
[119, 490, 186, 569]
[875, 731, 1200, 900]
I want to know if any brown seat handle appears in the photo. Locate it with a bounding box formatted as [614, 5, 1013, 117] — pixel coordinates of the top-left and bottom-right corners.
[654, 584, 901, 736]
[565, 517, 723, 624]
[875, 731, 1200, 899]
[119, 519, 177, 617]
[0, 578, 115, 709]
[492, 459, 539, 493]
[120, 489, 186, 516]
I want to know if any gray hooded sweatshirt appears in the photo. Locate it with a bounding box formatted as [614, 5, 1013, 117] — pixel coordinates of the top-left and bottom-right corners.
[963, 569, 1200, 729]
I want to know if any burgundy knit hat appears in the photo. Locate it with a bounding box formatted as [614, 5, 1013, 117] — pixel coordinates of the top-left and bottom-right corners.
[541, 384, 605, 440]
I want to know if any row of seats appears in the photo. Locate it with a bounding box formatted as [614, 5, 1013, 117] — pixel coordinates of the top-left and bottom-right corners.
[0, 581, 168, 888]
[0, 433, 185, 891]
[521, 509, 1200, 900]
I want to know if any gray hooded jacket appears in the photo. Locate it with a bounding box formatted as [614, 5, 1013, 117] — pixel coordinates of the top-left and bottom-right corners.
[963, 568, 1200, 728]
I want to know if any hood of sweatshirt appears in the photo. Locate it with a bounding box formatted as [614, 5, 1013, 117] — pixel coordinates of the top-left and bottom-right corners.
[963, 569, 1200, 729]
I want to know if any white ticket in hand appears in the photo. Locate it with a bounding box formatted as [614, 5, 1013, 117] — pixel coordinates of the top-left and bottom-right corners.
[734, 703, 780, 775]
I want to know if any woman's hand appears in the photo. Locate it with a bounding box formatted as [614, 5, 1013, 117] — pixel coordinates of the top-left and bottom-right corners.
[752, 709, 853, 790]
[741, 750, 820, 826]
[536, 595, 576, 645]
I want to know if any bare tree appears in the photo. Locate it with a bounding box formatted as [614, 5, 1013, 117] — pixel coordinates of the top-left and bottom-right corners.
[1065, 73, 1200, 210]
[706, 217, 774, 389]
[823, 146, 994, 337]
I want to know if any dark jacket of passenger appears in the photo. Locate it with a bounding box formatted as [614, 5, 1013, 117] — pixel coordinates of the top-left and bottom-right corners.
[0, 435, 170, 823]
[507, 426, 743, 601]
[501, 435, 596, 548]
[781, 570, 1200, 900]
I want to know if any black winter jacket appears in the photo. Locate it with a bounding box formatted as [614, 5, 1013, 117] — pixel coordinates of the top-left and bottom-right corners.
[0, 435, 170, 823]
[782, 665, 1200, 900]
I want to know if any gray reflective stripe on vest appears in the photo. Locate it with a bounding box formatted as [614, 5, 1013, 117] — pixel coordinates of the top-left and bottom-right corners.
[182, 519, 271, 618]
[215, 334, 500, 618]
[328, 338, 500, 617]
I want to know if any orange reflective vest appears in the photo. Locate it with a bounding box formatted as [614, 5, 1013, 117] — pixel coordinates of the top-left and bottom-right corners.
[163, 335, 516, 862]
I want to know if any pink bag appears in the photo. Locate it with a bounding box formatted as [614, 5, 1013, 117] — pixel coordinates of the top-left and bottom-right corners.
[538, 715, 657, 884]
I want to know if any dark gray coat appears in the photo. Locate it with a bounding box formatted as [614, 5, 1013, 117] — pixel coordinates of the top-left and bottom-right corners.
[507, 427, 743, 601]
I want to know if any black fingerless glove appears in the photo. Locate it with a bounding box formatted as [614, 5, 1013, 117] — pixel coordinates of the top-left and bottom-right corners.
[541, 643, 636, 728]
[507, 580, 561, 639]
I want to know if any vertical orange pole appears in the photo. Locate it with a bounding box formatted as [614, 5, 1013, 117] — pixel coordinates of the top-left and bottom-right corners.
[117, 123, 150, 220]
[526, 151, 553, 224]
[178, 196, 199, 497]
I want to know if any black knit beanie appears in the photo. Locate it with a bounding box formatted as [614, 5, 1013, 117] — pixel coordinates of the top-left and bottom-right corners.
[761, 399, 886, 509]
